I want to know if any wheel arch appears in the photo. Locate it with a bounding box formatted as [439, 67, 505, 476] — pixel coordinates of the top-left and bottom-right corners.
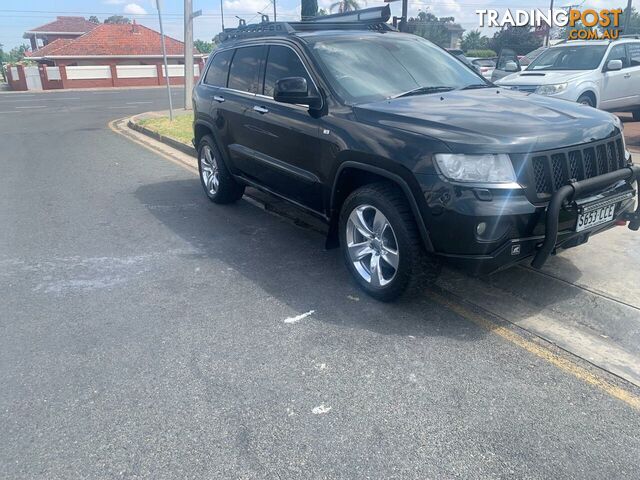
[193, 119, 214, 148]
[327, 160, 434, 252]
[576, 88, 599, 108]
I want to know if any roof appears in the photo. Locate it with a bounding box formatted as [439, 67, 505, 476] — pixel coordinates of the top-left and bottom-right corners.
[24, 16, 98, 36]
[31, 23, 197, 58]
[26, 38, 74, 58]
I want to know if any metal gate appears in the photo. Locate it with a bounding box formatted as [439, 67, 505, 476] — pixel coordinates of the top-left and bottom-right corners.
[24, 66, 42, 90]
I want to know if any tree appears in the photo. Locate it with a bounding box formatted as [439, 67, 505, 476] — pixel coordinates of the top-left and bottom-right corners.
[460, 30, 488, 53]
[194, 39, 213, 54]
[88, 15, 100, 24]
[104, 15, 131, 24]
[6, 45, 30, 63]
[408, 11, 453, 48]
[330, 0, 360, 13]
[489, 27, 542, 56]
[301, 0, 318, 20]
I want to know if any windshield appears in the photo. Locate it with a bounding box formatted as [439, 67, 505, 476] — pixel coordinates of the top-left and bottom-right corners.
[526, 45, 607, 71]
[307, 34, 486, 103]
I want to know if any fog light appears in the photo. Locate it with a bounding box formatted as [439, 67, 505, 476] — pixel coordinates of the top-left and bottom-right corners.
[476, 222, 487, 236]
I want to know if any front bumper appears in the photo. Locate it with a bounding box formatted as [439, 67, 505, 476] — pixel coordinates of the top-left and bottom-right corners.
[531, 164, 640, 268]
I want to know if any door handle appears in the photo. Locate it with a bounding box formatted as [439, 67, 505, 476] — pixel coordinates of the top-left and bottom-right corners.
[213, 95, 225, 103]
[253, 105, 269, 114]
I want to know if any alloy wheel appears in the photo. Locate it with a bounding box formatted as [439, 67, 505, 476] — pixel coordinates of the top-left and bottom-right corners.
[200, 145, 220, 195]
[346, 205, 399, 287]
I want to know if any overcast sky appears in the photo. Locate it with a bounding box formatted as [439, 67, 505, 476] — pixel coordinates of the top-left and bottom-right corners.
[0, 0, 630, 50]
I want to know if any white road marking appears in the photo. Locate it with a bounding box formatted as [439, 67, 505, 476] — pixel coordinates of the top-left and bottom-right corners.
[107, 106, 138, 109]
[283, 310, 315, 324]
[15, 106, 47, 109]
[312, 405, 332, 415]
[126, 101, 153, 104]
[0, 110, 22, 113]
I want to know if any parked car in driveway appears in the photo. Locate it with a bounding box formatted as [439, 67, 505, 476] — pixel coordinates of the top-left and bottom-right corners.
[496, 38, 640, 117]
[193, 6, 640, 301]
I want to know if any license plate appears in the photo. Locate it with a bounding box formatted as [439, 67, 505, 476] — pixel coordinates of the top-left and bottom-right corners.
[575, 202, 616, 232]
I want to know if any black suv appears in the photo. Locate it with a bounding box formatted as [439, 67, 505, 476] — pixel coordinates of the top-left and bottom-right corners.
[193, 6, 640, 301]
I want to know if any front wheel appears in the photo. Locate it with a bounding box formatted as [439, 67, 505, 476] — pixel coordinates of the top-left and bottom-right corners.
[577, 94, 595, 108]
[339, 183, 440, 302]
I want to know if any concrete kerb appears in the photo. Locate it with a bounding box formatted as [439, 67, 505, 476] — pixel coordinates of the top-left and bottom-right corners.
[128, 109, 197, 157]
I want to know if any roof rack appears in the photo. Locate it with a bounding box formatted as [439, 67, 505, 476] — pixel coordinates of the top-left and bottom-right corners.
[220, 5, 393, 43]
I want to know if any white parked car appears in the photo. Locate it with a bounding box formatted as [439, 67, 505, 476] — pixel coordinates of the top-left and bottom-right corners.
[496, 38, 640, 119]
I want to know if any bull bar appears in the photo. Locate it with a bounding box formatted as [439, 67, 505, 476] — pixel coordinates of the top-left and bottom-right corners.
[531, 164, 640, 269]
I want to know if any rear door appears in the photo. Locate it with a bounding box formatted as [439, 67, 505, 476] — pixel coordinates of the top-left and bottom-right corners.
[626, 42, 640, 107]
[198, 48, 233, 146]
[601, 44, 632, 110]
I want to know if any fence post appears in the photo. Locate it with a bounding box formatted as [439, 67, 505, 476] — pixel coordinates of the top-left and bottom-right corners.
[156, 63, 163, 86]
[109, 64, 117, 87]
[59, 65, 68, 89]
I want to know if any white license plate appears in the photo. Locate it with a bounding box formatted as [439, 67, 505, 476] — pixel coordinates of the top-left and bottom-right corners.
[576, 203, 616, 232]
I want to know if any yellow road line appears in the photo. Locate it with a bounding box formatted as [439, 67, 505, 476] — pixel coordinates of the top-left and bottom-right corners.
[426, 290, 640, 411]
[110, 115, 640, 411]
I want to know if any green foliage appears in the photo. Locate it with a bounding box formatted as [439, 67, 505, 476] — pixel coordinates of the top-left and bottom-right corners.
[465, 49, 496, 58]
[3, 45, 30, 63]
[489, 27, 542, 56]
[104, 15, 131, 24]
[301, 0, 318, 20]
[625, 7, 640, 35]
[461, 30, 488, 52]
[88, 16, 100, 24]
[409, 11, 453, 48]
[330, 0, 360, 13]
[194, 39, 213, 54]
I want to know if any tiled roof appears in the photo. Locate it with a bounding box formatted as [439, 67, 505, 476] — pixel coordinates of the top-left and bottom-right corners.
[26, 38, 74, 58]
[41, 23, 192, 57]
[26, 16, 98, 34]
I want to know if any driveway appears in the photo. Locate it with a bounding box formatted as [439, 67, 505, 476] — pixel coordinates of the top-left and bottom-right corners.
[1, 88, 640, 479]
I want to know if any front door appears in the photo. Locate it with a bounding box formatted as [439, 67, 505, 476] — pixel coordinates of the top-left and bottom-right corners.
[238, 44, 323, 212]
[601, 44, 632, 110]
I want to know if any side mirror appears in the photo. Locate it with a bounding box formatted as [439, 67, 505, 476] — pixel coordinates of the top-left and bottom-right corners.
[606, 59, 623, 71]
[505, 61, 519, 72]
[274, 77, 321, 109]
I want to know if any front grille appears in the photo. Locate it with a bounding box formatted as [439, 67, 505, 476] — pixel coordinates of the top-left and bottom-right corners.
[512, 85, 538, 93]
[529, 135, 627, 197]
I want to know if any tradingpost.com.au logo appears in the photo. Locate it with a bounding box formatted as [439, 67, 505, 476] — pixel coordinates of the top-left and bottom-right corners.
[476, 8, 624, 40]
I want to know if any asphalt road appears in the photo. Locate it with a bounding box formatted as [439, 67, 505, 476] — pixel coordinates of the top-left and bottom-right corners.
[1, 88, 640, 479]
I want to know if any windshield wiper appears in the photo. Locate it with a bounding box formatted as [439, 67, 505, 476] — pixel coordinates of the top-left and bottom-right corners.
[391, 86, 455, 99]
[460, 83, 492, 90]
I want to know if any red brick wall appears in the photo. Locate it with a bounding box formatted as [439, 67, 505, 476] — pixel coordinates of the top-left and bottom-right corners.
[6, 65, 28, 91]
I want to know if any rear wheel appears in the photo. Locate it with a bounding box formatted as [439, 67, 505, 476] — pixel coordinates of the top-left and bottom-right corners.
[197, 135, 244, 204]
[339, 183, 440, 302]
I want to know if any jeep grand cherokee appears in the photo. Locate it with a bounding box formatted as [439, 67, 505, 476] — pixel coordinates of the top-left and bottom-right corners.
[193, 6, 640, 301]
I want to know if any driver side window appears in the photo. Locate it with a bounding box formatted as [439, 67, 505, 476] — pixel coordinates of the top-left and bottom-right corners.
[263, 45, 313, 98]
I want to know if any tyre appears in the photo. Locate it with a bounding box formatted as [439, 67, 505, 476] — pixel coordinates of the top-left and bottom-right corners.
[577, 93, 595, 108]
[339, 183, 440, 302]
[197, 135, 244, 204]
[633, 110, 640, 121]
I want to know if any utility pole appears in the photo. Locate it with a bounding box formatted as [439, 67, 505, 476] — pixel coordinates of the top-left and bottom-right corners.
[156, 0, 173, 121]
[273, 0, 277, 22]
[184, 1, 201, 111]
[624, 0, 633, 33]
[220, 0, 225, 31]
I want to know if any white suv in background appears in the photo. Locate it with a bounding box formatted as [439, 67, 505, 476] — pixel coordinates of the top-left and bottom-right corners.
[496, 38, 640, 119]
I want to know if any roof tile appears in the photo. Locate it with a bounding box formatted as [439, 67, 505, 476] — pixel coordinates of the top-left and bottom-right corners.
[28, 16, 98, 34]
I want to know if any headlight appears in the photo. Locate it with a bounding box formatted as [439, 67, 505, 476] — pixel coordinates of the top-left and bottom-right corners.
[536, 83, 568, 95]
[434, 154, 517, 183]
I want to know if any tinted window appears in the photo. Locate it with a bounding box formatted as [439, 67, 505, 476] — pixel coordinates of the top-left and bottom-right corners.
[264, 46, 312, 97]
[228, 46, 263, 93]
[628, 43, 640, 67]
[204, 49, 233, 87]
[607, 44, 630, 68]
[309, 35, 483, 103]
[527, 46, 607, 71]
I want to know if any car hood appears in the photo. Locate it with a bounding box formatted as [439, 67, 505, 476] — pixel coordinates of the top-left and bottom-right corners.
[496, 70, 591, 86]
[353, 88, 618, 154]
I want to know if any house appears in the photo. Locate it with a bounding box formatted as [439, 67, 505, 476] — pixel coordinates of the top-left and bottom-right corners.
[9, 20, 205, 91]
[23, 16, 98, 51]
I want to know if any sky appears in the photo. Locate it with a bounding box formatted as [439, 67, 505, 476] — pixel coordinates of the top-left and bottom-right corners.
[0, 0, 630, 51]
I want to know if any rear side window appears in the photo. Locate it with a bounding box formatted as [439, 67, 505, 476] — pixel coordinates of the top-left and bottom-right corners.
[228, 46, 263, 93]
[629, 43, 640, 67]
[204, 49, 233, 87]
[264, 46, 313, 97]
